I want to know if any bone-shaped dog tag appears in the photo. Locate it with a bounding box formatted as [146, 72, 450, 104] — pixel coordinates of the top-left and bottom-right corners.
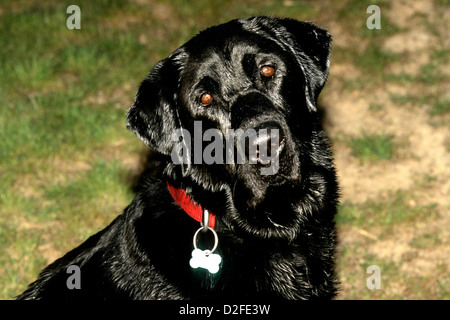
[189, 248, 222, 274]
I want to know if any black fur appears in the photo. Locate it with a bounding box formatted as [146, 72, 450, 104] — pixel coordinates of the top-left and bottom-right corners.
[18, 16, 339, 300]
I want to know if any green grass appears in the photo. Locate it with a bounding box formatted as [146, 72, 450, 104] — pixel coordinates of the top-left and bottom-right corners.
[386, 48, 450, 120]
[337, 191, 446, 299]
[348, 131, 396, 162]
[390, 93, 450, 118]
[368, 103, 384, 112]
[409, 233, 442, 249]
[431, 99, 450, 116]
[338, 250, 449, 299]
[332, 0, 402, 86]
[336, 191, 439, 227]
[356, 43, 399, 74]
[336, 0, 390, 29]
[0, 0, 147, 298]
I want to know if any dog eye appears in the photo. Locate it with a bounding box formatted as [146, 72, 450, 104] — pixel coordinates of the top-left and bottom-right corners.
[200, 93, 214, 106]
[260, 65, 275, 78]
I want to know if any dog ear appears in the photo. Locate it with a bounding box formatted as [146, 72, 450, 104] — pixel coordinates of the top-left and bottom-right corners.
[126, 58, 180, 155]
[241, 17, 331, 110]
[277, 19, 332, 109]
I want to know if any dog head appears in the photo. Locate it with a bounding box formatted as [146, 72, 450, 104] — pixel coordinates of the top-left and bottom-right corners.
[127, 17, 334, 240]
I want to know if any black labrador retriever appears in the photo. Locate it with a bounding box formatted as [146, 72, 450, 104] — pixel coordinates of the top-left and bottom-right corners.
[18, 16, 339, 300]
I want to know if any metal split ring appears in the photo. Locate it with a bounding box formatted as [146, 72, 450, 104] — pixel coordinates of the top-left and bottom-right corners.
[192, 226, 219, 254]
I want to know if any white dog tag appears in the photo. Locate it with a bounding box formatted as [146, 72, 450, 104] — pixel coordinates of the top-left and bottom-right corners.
[189, 248, 222, 274]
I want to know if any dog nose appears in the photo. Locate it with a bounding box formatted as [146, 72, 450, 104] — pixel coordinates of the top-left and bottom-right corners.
[248, 121, 285, 163]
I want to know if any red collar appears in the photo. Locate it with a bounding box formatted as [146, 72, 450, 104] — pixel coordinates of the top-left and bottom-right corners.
[166, 181, 216, 229]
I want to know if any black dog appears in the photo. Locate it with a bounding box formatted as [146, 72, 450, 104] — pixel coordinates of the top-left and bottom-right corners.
[18, 16, 339, 300]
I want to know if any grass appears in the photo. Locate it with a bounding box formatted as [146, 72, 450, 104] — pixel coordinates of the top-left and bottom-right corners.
[337, 190, 445, 299]
[336, 191, 439, 227]
[0, 0, 145, 298]
[390, 93, 450, 118]
[368, 103, 384, 112]
[386, 47, 450, 120]
[431, 99, 450, 115]
[348, 131, 396, 162]
[409, 233, 442, 249]
[355, 43, 400, 75]
[1, 0, 448, 300]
